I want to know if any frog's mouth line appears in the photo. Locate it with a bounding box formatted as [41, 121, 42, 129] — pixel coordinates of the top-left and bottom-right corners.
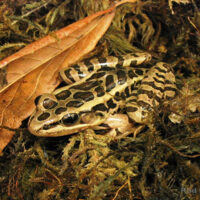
[29, 114, 107, 137]
[36, 123, 97, 137]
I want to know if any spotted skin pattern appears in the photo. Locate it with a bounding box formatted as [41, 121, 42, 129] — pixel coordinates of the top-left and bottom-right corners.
[28, 53, 176, 136]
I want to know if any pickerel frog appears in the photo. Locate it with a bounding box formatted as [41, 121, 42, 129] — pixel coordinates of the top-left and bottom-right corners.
[28, 52, 176, 137]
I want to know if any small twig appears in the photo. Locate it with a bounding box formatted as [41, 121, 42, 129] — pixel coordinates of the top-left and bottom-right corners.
[69, 146, 95, 164]
[0, 126, 18, 132]
[0, 43, 26, 53]
[188, 17, 200, 34]
[160, 140, 200, 158]
[115, 0, 138, 7]
[11, 0, 52, 25]
[112, 179, 129, 200]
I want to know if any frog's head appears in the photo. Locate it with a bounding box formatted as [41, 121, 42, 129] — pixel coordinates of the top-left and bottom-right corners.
[28, 91, 107, 137]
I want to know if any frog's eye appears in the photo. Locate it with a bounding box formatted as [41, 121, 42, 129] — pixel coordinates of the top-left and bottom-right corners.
[62, 113, 79, 125]
[43, 98, 58, 109]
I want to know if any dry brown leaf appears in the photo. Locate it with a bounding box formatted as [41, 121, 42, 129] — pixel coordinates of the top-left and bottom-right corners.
[0, 8, 116, 93]
[0, 0, 138, 153]
[0, 6, 117, 153]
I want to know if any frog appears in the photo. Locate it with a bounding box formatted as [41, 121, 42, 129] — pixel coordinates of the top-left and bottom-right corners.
[28, 52, 176, 137]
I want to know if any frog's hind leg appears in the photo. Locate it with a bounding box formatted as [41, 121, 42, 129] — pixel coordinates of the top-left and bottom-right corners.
[59, 52, 152, 84]
[59, 57, 101, 84]
[126, 62, 177, 124]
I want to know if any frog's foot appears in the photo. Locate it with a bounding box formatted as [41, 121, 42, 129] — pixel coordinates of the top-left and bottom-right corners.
[126, 99, 150, 124]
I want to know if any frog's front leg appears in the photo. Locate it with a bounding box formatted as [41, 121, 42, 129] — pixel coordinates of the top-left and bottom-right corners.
[126, 62, 176, 124]
[103, 114, 133, 137]
[95, 114, 145, 139]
